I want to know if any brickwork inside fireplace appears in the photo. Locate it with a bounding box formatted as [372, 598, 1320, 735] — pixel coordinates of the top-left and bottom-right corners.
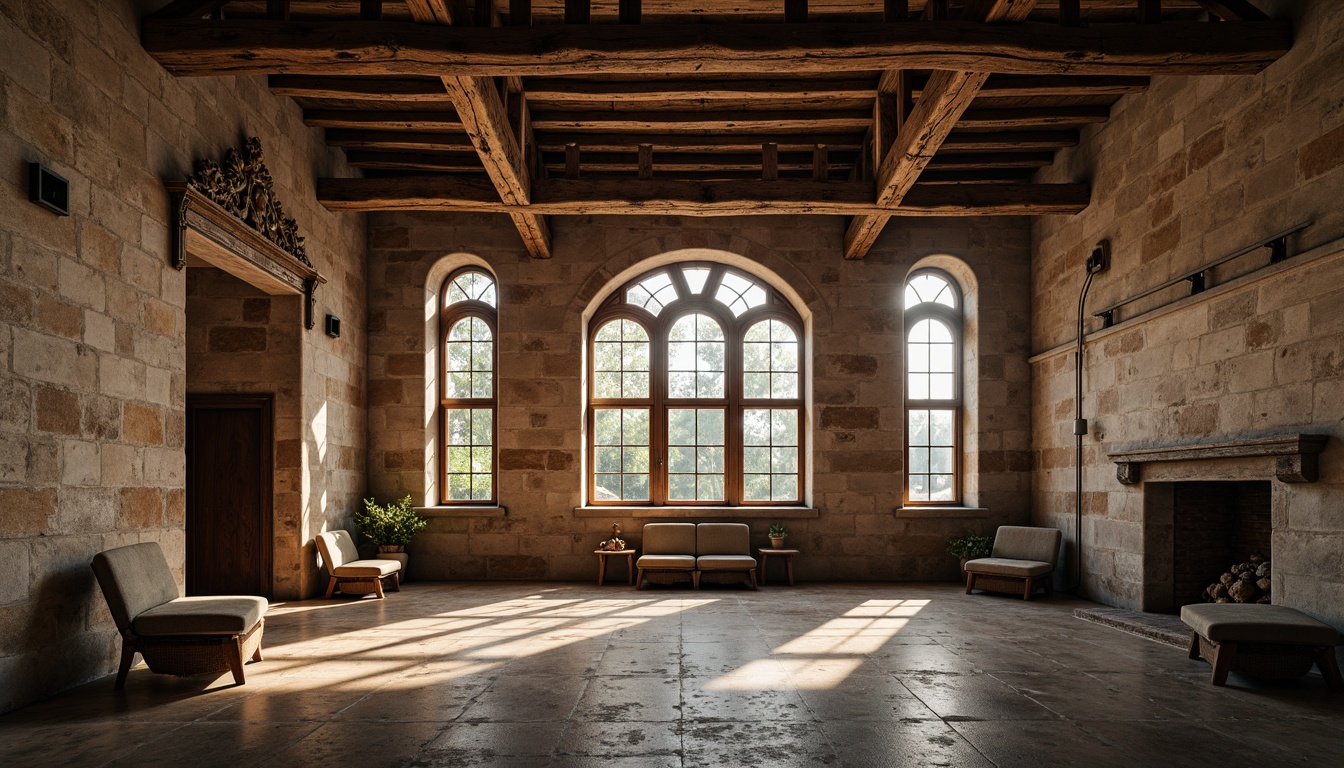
[1171, 481, 1271, 609]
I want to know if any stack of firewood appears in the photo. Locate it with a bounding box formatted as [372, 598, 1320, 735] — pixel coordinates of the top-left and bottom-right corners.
[1204, 554, 1271, 604]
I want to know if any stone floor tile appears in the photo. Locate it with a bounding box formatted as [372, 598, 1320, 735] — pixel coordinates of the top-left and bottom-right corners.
[103, 722, 322, 768]
[260, 720, 445, 767]
[682, 720, 838, 767]
[571, 676, 683, 722]
[822, 718, 994, 768]
[555, 720, 683, 756]
[422, 720, 567, 758]
[459, 675, 588, 722]
[898, 671, 1064, 721]
[950, 720, 1131, 768]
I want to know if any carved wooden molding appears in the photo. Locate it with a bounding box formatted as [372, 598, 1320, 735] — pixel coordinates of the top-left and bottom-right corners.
[167, 139, 325, 330]
[1109, 434, 1329, 485]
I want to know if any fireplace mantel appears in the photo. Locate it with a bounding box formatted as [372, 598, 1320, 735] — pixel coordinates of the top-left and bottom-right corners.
[1109, 434, 1329, 485]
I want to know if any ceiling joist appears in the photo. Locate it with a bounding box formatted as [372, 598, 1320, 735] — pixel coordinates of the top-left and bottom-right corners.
[141, 19, 1291, 77]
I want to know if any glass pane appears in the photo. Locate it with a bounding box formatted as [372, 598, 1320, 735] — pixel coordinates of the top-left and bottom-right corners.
[908, 373, 929, 400]
[471, 446, 491, 472]
[744, 447, 770, 473]
[715, 271, 768, 317]
[908, 343, 930, 374]
[909, 447, 929, 474]
[928, 321, 953, 343]
[930, 409, 954, 445]
[668, 409, 696, 445]
[930, 475, 955, 501]
[448, 446, 471, 473]
[472, 371, 492, 398]
[773, 475, 798, 502]
[771, 372, 797, 399]
[447, 271, 497, 308]
[595, 372, 622, 399]
[447, 474, 472, 500]
[697, 474, 724, 501]
[930, 447, 954, 474]
[697, 446, 724, 473]
[669, 446, 696, 473]
[629, 272, 674, 316]
[744, 372, 770, 399]
[668, 408, 725, 503]
[929, 373, 955, 401]
[698, 409, 724, 443]
[744, 474, 771, 501]
[472, 476, 492, 501]
[904, 273, 955, 309]
[667, 313, 724, 399]
[668, 474, 697, 501]
[623, 372, 649, 399]
[909, 474, 929, 501]
[683, 267, 711, 295]
[592, 408, 650, 502]
[908, 410, 929, 446]
[743, 409, 770, 445]
[472, 409, 492, 445]
[930, 344, 955, 373]
[445, 407, 493, 501]
[772, 446, 797, 473]
[593, 319, 650, 400]
[772, 410, 797, 445]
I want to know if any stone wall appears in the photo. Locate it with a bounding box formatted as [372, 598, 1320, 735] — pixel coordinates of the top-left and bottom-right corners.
[367, 213, 1033, 582]
[1030, 0, 1344, 641]
[0, 0, 365, 712]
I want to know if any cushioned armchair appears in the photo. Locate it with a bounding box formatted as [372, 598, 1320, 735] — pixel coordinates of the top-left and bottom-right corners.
[91, 542, 267, 689]
[964, 526, 1062, 600]
[696, 523, 758, 590]
[315, 530, 401, 599]
[635, 523, 698, 589]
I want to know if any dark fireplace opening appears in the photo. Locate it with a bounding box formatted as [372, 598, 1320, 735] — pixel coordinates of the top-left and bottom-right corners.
[1171, 481, 1271, 610]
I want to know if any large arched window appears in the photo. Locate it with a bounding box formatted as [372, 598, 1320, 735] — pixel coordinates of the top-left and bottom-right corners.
[440, 269, 497, 504]
[588, 264, 804, 506]
[904, 270, 961, 505]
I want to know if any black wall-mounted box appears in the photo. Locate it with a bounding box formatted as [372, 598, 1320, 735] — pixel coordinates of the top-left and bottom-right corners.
[325, 314, 341, 338]
[29, 162, 70, 216]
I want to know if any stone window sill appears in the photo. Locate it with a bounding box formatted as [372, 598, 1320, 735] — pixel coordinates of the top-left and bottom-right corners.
[893, 506, 989, 519]
[415, 505, 508, 517]
[574, 506, 820, 519]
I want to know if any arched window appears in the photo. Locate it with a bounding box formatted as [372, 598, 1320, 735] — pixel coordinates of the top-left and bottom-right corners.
[440, 269, 497, 504]
[589, 264, 804, 506]
[904, 270, 961, 505]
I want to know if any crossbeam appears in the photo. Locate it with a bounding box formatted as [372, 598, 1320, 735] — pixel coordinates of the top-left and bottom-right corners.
[315, 176, 1090, 217]
[140, 19, 1292, 77]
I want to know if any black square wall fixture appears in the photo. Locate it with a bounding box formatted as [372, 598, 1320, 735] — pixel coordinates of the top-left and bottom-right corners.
[325, 314, 341, 338]
[29, 162, 70, 216]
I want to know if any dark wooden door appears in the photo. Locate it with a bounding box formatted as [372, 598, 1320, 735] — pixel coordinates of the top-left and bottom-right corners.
[186, 394, 273, 598]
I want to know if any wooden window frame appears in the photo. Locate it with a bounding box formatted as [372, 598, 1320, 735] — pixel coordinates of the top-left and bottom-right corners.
[587, 263, 805, 507]
[903, 268, 963, 507]
[439, 267, 498, 506]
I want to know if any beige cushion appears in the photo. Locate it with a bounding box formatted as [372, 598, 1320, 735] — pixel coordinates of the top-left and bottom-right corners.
[696, 523, 750, 556]
[316, 530, 361, 571]
[90, 542, 181, 633]
[134, 596, 268, 637]
[697, 555, 757, 571]
[991, 526, 1061, 565]
[332, 559, 402, 578]
[641, 523, 697, 555]
[964, 557, 1054, 577]
[637, 554, 697, 571]
[1181, 604, 1341, 646]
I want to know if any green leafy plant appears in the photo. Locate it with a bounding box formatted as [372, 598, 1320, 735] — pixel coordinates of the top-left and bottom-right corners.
[768, 523, 788, 538]
[355, 495, 427, 548]
[946, 532, 993, 560]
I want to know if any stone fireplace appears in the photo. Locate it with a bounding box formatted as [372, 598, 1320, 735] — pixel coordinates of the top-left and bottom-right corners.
[1109, 434, 1327, 615]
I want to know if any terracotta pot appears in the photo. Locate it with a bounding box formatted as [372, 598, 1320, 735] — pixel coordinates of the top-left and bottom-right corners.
[770, 536, 785, 549]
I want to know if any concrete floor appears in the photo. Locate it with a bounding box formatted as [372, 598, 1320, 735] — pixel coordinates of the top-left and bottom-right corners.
[2, 582, 1342, 767]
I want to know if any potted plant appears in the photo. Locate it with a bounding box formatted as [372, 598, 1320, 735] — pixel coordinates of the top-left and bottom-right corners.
[946, 532, 994, 574]
[768, 523, 788, 549]
[355, 495, 428, 580]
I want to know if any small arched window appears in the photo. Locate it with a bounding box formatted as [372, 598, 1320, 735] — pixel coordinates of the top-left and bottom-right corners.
[904, 270, 961, 505]
[441, 269, 497, 504]
[588, 263, 804, 506]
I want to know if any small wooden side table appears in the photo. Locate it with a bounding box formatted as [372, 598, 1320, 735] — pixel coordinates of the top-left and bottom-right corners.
[595, 549, 636, 586]
[758, 548, 800, 586]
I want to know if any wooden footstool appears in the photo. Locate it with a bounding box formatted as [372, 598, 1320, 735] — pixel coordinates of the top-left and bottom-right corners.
[1181, 603, 1343, 691]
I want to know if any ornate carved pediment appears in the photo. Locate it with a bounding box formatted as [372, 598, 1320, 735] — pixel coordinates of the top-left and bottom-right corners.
[168, 138, 325, 330]
[187, 137, 311, 267]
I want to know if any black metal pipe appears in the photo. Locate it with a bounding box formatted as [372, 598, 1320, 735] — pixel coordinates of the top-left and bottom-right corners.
[1066, 268, 1098, 594]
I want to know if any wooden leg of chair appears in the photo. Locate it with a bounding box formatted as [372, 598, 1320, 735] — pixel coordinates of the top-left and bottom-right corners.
[635, 568, 644, 590]
[1314, 647, 1344, 692]
[1210, 641, 1237, 686]
[114, 642, 136, 691]
[965, 572, 976, 595]
[225, 637, 246, 686]
[786, 557, 794, 586]
[388, 573, 400, 592]
[749, 569, 758, 591]
[374, 578, 386, 599]
[1188, 632, 1202, 661]
[692, 571, 701, 590]
[1022, 577, 1032, 601]
[251, 644, 263, 663]
[325, 576, 338, 599]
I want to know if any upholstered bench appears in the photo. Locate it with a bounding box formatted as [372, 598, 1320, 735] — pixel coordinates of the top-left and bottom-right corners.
[92, 542, 267, 689]
[636, 523, 698, 589]
[1181, 603, 1343, 691]
[316, 530, 402, 599]
[635, 522, 758, 590]
[964, 526, 1061, 601]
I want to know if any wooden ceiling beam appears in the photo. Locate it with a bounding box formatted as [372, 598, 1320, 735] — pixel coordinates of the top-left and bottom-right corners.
[269, 75, 450, 101]
[404, 0, 552, 258]
[925, 151, 1056, 169]
[529, 111, 872, 133]
[303, 110, 463, 130]
[533, 134, 866, 153]
[151, 0, 232, 18]
[140, 19, 1293, 77]
[846, 0, 1042, 260]
[940, 130, 1080, 151]
[1193, 1, 1270, 21]
[956, 106, 1111, 128]
[324, 129, 475, 151]
[912, 74, 1151, 97]
[540, 151, 859, 173]
[316, 176, 1091, 217]
[523, 77, 877, 103]
[344, 150, 483, 171]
